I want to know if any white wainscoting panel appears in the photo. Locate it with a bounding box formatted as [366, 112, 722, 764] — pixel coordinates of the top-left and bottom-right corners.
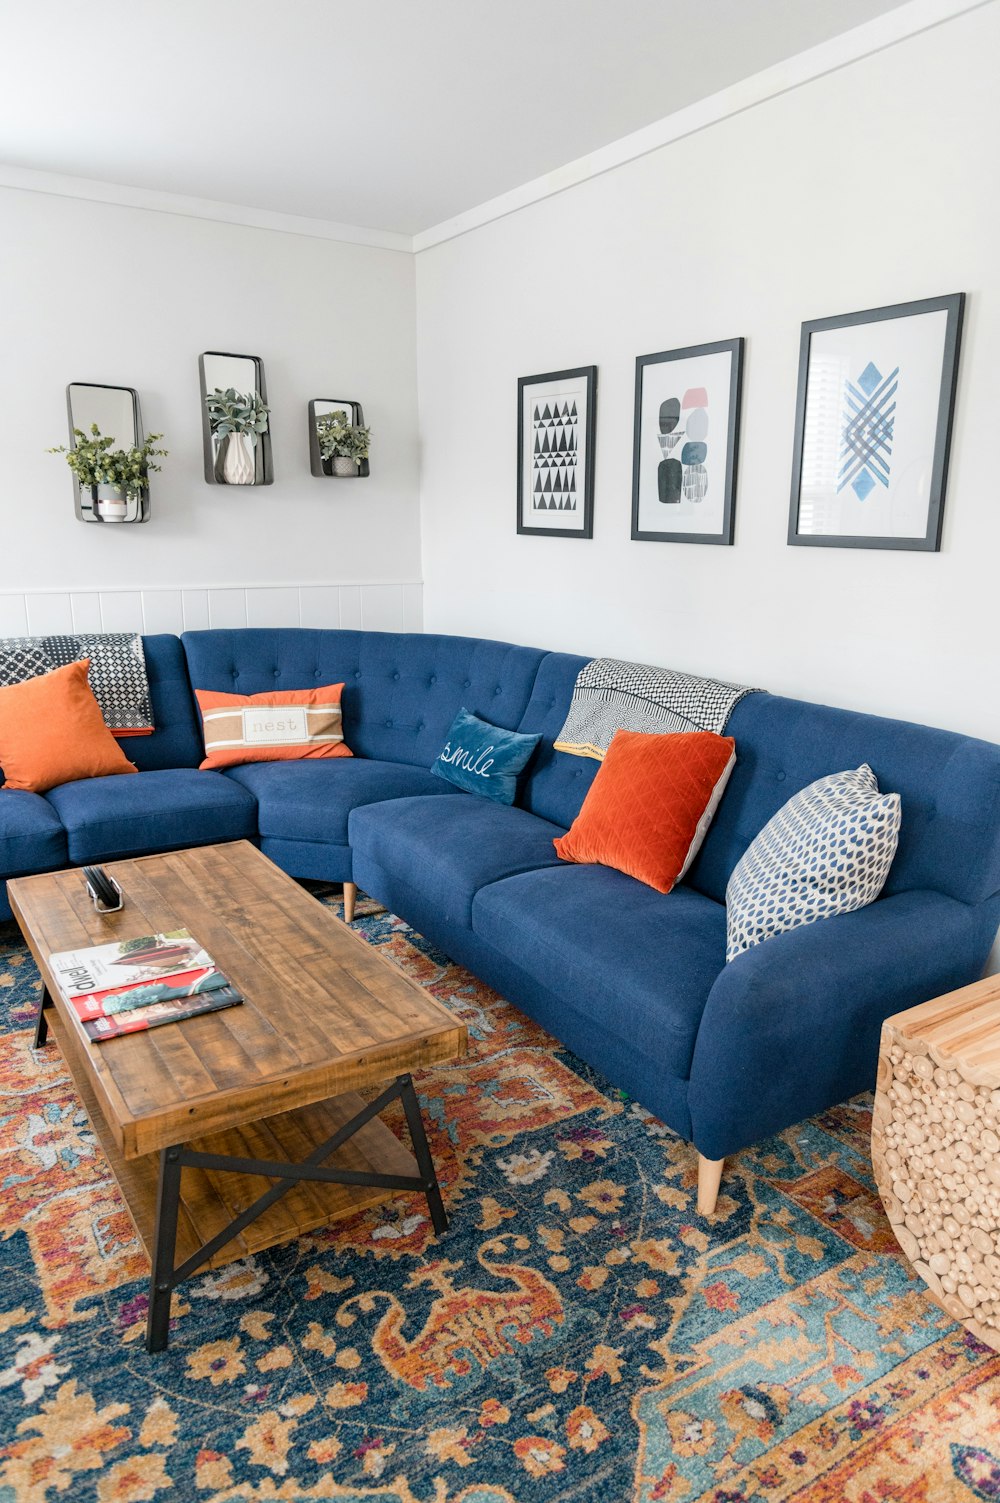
[100, 592, 145, 633]
[70, 593, 104, 632]
[25, 593, 73, 635]
[141, 590, 184, 635]
[0, 583, 423, 639]
[339, 587, 363, 630]
[181, 590, 211, 631]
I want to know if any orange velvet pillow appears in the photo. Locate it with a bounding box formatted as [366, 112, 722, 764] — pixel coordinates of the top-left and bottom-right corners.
[195, 683, 353, 770]
[553, 729, 736, 894]
[0, 659, 138, 793]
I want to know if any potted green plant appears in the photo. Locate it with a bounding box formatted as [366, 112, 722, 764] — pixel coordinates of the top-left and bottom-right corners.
[316, 409, 371, 476]
[48, 424, 167, 522]
[204, 387, 270, 485]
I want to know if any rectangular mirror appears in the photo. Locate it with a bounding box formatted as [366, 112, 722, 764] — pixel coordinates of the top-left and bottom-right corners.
[309, 398, 370, 478]
[66, 383, 148, 523]
[199, 351, 273, 486]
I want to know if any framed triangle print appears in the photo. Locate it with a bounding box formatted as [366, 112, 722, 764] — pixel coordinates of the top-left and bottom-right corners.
[517, 366, 597, 538]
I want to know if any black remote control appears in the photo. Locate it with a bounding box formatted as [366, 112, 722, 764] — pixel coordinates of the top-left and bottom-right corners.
[83, 865, 123, 911]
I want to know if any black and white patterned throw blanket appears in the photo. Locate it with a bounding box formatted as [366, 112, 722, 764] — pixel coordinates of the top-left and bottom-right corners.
[554, 657, 760, 761]
[0, 634, 153, 735]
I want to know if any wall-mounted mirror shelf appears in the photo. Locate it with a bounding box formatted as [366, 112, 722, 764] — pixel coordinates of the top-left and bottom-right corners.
[309, 399, 370, 478]
[199, 351, 273, 486]
[64, 383, 150, 523]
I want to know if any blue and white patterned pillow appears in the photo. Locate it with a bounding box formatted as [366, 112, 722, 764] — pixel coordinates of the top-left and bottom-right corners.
[725, 765, 901, 962]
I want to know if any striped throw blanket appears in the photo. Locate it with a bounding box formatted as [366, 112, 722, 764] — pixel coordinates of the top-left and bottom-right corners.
[0, 633, 153, 735]
[554, 657, 760, 761]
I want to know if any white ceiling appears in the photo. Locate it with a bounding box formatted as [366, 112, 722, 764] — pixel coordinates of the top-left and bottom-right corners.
[0, 0, 916, 236]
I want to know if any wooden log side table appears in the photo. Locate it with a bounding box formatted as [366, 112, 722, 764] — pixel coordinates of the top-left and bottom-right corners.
[872, 976, 1000, 1353]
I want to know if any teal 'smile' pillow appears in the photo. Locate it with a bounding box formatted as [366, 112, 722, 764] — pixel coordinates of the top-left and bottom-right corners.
[431, 707, 541, 805]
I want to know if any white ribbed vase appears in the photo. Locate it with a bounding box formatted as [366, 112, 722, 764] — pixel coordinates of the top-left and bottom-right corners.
[222, 432, 255, 485]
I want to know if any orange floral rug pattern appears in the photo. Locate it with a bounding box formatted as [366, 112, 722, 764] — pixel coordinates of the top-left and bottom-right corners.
[0, 889, 998, 1502]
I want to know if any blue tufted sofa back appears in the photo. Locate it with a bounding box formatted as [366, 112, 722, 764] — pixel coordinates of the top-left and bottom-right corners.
[686, 691, 1000, 908]
[515, 652, 601, 829]
[165, 628, 1000, 912]
[180, 629, 547, 769]
[128, 635, 204, 772]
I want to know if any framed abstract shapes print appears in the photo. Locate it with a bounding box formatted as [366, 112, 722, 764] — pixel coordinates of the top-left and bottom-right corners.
[631, 338, 744, 545]
[788, 293, 964, 551]
[517, 366, 597, 539]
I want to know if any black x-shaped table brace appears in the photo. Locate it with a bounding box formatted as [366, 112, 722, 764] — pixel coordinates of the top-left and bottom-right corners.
[34, 985, 448, 1352]
[145, 1073, 447, 1351]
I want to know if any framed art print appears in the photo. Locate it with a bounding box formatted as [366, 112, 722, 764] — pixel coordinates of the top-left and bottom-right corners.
[788, 293, 964, 551]
[517, 365, 597, 539]
[631, 338, 743, 545]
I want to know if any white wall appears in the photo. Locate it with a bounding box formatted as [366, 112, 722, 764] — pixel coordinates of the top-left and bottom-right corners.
[416, 3, 1000, 744]
[1, 187, 422, 615]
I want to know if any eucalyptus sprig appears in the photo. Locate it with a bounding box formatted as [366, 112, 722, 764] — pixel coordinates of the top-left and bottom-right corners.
[316, 409, 371, 464]
[48, 423, 168, 495]
[205, 387, 270, 444]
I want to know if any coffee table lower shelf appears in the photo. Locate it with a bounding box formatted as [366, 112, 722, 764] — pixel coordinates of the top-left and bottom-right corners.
[49, 1011, 441, 1350]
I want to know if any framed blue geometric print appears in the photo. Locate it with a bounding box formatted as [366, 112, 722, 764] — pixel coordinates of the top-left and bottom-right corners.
[788, 293, 964, 551]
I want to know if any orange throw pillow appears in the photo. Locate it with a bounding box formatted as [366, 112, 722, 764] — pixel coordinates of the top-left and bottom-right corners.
[195, 684, 352, 770]
[553, 729, 736, 894]
[0, 659, 138, 793]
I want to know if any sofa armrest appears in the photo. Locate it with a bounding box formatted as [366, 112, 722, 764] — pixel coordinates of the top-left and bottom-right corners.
[687, 889, 999, 1160]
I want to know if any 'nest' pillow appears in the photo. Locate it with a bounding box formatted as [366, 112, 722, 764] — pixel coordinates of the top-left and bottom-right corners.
[194, 684, 352, 769]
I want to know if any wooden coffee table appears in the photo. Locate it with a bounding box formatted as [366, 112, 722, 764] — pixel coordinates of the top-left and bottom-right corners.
[8, 841, 467, 1352]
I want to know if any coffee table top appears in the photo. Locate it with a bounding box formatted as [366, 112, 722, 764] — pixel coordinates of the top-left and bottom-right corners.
[9, 841, 467, 1158]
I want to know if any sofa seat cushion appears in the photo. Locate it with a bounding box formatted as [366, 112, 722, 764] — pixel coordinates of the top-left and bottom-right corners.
[348, 794, 566, 927]
[0, 788, 68, 873]
[472, 865, 727, 1079]
[225, 759, 454, 847]
[45, 769, 257, 864]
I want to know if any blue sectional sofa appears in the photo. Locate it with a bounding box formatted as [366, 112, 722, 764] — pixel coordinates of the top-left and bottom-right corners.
[4, 627, 1000, 1209]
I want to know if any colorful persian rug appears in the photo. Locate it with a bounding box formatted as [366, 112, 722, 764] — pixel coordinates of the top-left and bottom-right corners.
[1, 887, 999, 1502]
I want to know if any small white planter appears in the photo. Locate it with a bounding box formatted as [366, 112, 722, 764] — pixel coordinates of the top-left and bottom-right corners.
[94, 485, 129, 522]
[332, 456, 358, 477]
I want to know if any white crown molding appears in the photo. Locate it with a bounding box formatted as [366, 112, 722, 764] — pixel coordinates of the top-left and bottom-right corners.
[0, 163, 412, 254]
[0, 0, 988, 257]
[413, 0, 992, 253]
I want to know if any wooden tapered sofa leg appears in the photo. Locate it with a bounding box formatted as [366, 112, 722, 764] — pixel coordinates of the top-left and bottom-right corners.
[697, 1153, 725, 1216]
[342, 882, 358, 923]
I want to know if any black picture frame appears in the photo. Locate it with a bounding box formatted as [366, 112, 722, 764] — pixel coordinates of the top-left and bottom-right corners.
[787, 293, 965, 552]
[517, 365, 597, 539]
[631, 338, 744, 546]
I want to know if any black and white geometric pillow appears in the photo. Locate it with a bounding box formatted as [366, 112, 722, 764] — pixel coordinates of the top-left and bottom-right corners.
[725, 764, 901, 962]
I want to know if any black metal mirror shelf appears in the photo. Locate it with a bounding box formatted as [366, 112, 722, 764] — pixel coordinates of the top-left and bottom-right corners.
[65, 383, 150, 524]
[309, 399, 370, 478]
[199, 351, 273, 486]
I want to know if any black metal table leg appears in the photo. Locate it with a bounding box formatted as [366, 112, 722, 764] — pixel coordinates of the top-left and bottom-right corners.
[398, 1073, 449, 1235]
[141, 1080, 449, 1353]
[33, 985, 51, 1048]
[146, 1146, 183, 1353]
